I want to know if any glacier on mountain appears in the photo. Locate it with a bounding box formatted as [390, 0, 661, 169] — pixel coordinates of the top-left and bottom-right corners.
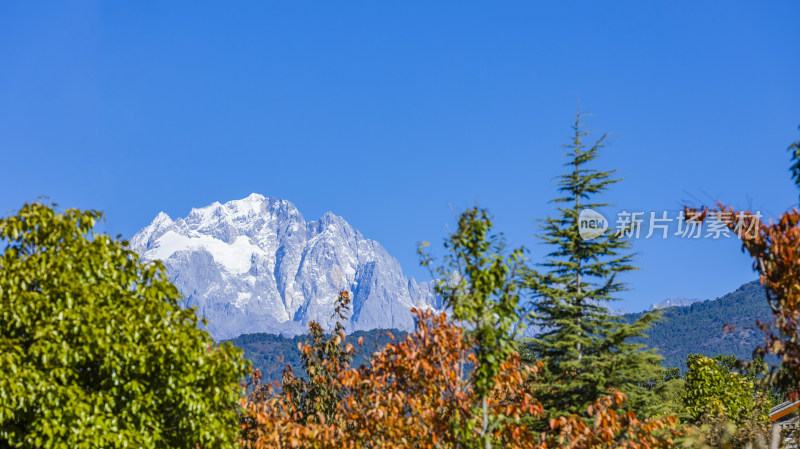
[130, 194, 441, 340]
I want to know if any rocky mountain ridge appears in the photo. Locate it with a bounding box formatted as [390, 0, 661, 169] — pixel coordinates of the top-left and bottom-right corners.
[131, 194, 441, 339]
[650, 297, 700, 310]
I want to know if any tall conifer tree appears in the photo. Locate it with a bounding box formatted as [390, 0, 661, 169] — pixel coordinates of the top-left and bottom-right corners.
[525, 114, 664, 419]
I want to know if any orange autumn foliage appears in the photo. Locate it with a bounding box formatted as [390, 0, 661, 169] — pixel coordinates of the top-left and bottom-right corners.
[238, 371, 344, 449]
[337, 309, 542, 448]
[543, 390, 680, 449]
[239, 308, 681, 449]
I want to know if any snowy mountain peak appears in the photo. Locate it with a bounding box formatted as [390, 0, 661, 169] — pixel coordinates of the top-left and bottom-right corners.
[131, 194, 440, 339]
[650, 297, 700, 310]
[154, 211, 172, 223]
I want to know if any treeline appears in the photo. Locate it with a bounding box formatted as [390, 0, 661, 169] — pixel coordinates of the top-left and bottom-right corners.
[229, 328, 406, 384]
[233, 279, 772, 384]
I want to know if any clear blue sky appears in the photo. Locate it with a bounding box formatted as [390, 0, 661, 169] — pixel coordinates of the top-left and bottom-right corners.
[2, 2, 798, 311]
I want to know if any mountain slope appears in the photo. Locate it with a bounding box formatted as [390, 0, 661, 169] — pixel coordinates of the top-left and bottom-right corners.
[231, 281, 775, 382]
[131, 194, 440, 340]
[622, 280, 773, 369]
[229, 328, 407, 383]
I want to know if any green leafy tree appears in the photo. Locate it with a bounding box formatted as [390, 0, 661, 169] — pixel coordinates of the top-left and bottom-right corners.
[682, 354, 770, 448]
[643, 365, 687, 419]
[0, 202, 249, 449]
[524, 113, 665, 419]
[419, 206, 527, 449]
[726, 355, 782, 409]
[682, 355, 760, 425]
[773, 361, 800, 403]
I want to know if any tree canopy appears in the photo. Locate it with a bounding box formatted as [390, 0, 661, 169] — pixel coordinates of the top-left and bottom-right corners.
[0, 202, 249, 449]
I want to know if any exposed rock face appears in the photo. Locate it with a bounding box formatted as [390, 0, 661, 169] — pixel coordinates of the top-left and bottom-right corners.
[130, 194, 440, 340]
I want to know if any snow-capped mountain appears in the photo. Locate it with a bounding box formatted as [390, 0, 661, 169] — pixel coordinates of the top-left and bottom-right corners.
[650, 297, 700, 310]
[130, 194, 441, 340]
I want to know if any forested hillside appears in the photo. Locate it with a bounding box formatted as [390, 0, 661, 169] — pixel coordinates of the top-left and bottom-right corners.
[234, 280, 774, 381]
[622, 280, 773, 369]
[229, 328, 407, 383]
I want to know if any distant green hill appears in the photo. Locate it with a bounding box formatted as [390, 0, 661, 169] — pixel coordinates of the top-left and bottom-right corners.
[622, 280, 773, 370]
[228, 328, 406, 384]
[229, 280, 775, 381]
